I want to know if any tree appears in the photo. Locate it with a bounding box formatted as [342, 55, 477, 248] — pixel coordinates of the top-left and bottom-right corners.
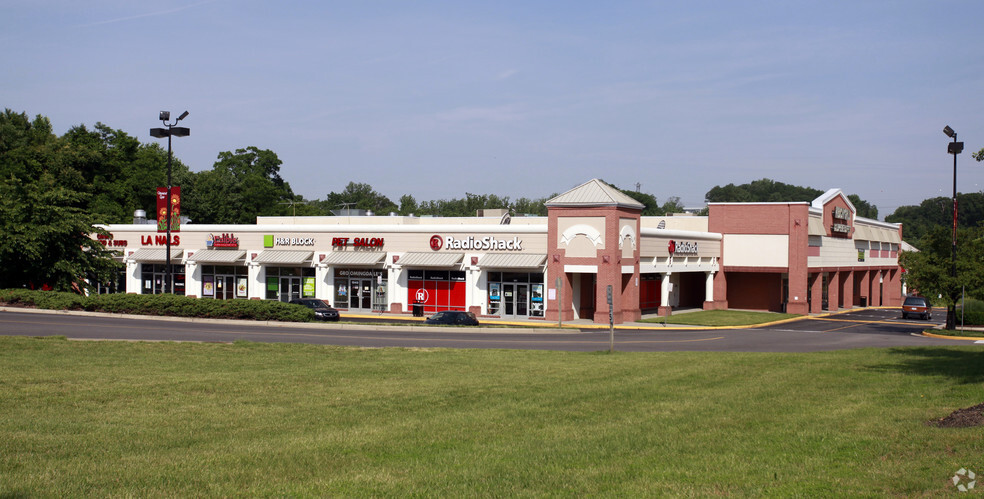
[885, 193, 984, 244]
[0, 109, 119, 291]
[848, 194, 878, 219]
[398, 194, 418, 215]
[185, 147, 295, 224]
[59, 123, 193, 224]
[324, 182, 398, 215]
[705, 179, 878, 220]
[705, 178, 824, 203]
[899, 226, 984, 324]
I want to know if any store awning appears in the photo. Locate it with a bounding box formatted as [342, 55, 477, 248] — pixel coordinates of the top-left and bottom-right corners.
[320, 251, 386, 266]
[397, 252, 463, 267]
[480, 253, 546, 269]
[853, 225, 873, 241]
[807, 217, 825, 236]
[187, 249, 246, 263]
[126, 248, 183, 262]
[253, 250, 314, 265]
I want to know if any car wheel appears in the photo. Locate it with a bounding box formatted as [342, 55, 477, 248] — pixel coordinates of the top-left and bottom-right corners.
[902, 313, 908, 320]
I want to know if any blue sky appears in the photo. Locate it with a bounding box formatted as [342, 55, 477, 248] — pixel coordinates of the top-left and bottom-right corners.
[3, 1, 983, 217]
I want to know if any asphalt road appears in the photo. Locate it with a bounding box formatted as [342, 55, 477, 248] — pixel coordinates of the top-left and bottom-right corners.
[0, 307, 977, 352]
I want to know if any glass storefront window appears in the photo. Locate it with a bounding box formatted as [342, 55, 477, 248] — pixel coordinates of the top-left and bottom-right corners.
[140, 263, 185, 295]
[266, 267, 315, 302]
[201, 265, 248, 300]
[486, 272, 545, 317]
[334, 268, 387, 311]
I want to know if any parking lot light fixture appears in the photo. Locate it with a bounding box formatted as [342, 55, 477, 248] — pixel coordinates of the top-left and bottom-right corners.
[943, 125, 964, 330]
[149, 110, 190, 294]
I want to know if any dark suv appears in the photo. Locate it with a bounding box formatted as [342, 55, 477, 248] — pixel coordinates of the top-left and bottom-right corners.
[289, 299, 340, 321]
[901, 296, 932, 320]
[425, 311, 480, 326]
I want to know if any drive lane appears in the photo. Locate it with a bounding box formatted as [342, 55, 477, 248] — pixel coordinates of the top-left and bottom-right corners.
[0, 308, 970, 352]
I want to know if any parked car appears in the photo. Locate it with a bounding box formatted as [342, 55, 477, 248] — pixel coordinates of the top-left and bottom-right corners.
[424, 310, 480, 326]
[901, 295, 932, 320]
[289, 298, 340, 321]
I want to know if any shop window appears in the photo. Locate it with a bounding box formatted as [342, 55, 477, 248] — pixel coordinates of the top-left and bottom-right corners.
[408, 270, 465, 313]
[202, 265, 248, 300]
[265, 267, 315, 302]
[140, 263, 185, 295]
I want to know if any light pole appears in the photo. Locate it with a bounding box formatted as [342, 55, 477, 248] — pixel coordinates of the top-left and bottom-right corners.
[943, 125, 963, 330]
[150, 111, 190, 294]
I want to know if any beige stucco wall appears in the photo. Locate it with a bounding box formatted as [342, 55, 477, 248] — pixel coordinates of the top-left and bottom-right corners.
[722, 234, 789, 268]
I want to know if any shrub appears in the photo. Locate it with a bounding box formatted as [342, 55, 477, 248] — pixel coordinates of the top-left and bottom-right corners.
[1, 289, 315, 323]
[957, 298, 984, 326]
[0, 289, 86, 310]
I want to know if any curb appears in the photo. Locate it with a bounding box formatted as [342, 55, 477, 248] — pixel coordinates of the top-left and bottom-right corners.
[921, 331, 984, 341]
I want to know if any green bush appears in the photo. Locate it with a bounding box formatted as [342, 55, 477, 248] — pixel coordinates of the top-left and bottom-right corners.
[0, 289, 314, 323]
[0, 289, 86, 310]
[957, 298, 984, 326]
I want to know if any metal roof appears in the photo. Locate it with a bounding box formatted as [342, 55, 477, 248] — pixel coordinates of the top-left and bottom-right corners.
[320, 251, 386, 266]
[187, 249, 246, 263]
[396, 252, 463, 267]
[252, 250, 314, 265]
[126, 248, 183, 262]
[545, 178, 645, 209]
[480, 253, 546, 269]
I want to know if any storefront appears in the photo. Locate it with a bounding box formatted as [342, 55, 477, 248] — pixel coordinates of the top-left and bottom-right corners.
[94, 179, 903, 324]
[333, 268, 387, 311]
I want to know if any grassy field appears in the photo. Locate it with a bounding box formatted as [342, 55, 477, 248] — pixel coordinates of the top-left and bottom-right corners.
[1, 336, 982, 496]
[640, 309, 801, 326]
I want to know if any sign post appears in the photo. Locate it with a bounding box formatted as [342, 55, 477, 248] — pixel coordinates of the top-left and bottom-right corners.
[607, 285, 614, 353]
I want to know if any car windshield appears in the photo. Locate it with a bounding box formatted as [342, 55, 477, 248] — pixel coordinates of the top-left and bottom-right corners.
[903, 297, 927, 306]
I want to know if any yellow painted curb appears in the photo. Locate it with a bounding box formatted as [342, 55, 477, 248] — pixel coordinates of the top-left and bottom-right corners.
[921, 331, 984, 341]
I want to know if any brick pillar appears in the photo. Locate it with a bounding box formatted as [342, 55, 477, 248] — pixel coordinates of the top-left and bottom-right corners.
[713, 269, 728, 310]
[858, 270, 870, 307]
[841, 271, 854, 309]
[827, 271, 839, 312]
[870, 270, 882, 307]
[809, 273, 823, 314]
[885, 268, 901, 306]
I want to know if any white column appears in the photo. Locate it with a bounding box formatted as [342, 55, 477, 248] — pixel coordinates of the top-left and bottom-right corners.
[660, 272, 672, 307]
[126, 260, 141, 294]
[185, 262, 201, 298]
[248, 263, 263, 300]
[388, 264, 403, 312]
[316, 264, 330, 301]
[705, 271, 715, 303]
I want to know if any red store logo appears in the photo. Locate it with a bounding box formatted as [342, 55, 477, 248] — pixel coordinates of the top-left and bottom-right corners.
[429, 235, 444, 251]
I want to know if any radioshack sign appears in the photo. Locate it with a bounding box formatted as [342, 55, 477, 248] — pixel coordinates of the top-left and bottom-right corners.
[430, 235, 523, 251]
[668, 240, 698, 256]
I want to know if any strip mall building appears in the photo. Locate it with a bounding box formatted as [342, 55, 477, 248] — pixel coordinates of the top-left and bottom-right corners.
[95, 179, 904, 323]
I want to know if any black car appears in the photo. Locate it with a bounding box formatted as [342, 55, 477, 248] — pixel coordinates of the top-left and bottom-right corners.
[424, 310, 480, 326]
[901, 295, 932, 320]
[289, 299, 340, 321]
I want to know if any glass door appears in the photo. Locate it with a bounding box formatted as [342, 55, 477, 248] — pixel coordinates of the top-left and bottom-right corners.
[349, 279, 373, 310]
[360, 279, 372, 309]
[503, 284, 515, 316]
[516, 284, 528, 316]
[280, 277, 301, 302]
[349, 280, 361, 309]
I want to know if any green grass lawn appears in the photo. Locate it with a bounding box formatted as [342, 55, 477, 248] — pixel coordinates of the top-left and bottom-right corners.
[1, 336, 982, 496]
[640, 309, 801, 326]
